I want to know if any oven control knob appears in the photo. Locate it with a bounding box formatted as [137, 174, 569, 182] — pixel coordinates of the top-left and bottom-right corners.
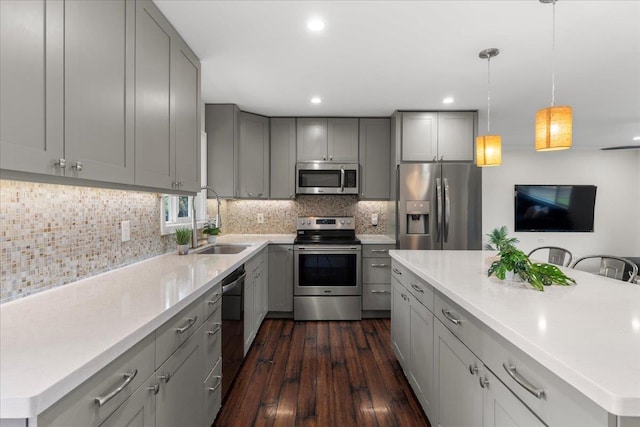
[347, 220, 351, 224]
[340, 220, 345, 224]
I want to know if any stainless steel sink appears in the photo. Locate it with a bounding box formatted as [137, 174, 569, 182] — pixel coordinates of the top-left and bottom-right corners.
[196, 245, 250, 255]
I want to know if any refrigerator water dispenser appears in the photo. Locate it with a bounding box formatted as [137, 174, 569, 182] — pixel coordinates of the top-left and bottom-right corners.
[406, 201, 430, 235]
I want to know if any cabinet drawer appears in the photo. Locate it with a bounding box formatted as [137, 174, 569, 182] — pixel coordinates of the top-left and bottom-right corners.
[202, 316, 222, 377]
[203, 357, 223, 427]
[483, 329, 609, 427]
[363, 259, 391, 284]
[363, 244, 395, 258]
[155, 299, 203, 369]
[405, 272, 434, 312]
[434, 292, 483, 358]
[245, 250, 263, 275]
[38, 334, 155, 427]
[362, 284, 391, 310]
[203, 282, 222, 320]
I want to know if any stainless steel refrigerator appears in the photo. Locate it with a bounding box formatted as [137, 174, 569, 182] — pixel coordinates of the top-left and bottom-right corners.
[397, 163, 482, 250]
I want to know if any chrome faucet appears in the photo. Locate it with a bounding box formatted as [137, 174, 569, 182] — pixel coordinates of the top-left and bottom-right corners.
[190, 186, 222, 249]
[201, 186, 222, 230]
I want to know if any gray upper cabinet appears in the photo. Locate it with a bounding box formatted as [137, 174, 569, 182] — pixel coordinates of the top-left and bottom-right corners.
[135, 0, 200, 193]
[173, 37, 201, 193]
[296, 118, 358, 162]
[64, 0, 135, 184]
[135, 0, 174, 190]
[238, 112, 269, 198]
[402, 111, 475, 162]
[206, 104, 239, 199]
[0, 0, 64, 176]
[270, 118, 296, 199]
[359, 118, 390, 200]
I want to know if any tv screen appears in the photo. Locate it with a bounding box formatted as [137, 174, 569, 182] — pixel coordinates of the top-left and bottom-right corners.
[514, 185, 597, 232]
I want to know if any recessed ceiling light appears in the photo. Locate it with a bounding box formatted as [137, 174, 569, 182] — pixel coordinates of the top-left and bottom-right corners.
[311, 96, 322, 104]
[633, 136, 640, 141]
[442, 97, 454, 104]
[307, 19, 325, 32]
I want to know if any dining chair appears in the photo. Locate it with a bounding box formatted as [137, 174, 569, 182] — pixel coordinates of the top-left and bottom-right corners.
[528, 246, 573, 267]
[571, 255, 638, 283]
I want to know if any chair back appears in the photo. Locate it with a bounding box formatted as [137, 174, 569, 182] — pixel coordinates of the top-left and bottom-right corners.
[528, 246, 573, 267]
[571, 255, 638, 283]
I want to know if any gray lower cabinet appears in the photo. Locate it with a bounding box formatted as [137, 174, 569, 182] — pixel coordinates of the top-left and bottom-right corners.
[362, 244, 393, 313]
[401, 111, 475, 162]
[99, 374, 156, 427]
[269, 118, 296, 199]
[244, 249, 268, 355]
[238, 112, 269, 198]
[296, 118, 358, 162]
[0, 0, 64, 176]
[64, 0, 135, 184]
[359, 119, 391, 200]
[268, 244, 294, 312]
[481, 369, 545, 427]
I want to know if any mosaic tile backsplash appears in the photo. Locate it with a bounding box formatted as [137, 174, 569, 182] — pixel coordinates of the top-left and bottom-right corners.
[1, 180, 390, 302]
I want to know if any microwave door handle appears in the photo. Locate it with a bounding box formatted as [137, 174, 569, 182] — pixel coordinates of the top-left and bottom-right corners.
[444, 178, 450, 243]
[340, 167, 345, 193]
[436, 178, 442, 243]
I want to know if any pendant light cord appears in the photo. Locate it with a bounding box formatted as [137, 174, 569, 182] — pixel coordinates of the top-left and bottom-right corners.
[487, 57, 492, 133]
[551, 0, 556, 107]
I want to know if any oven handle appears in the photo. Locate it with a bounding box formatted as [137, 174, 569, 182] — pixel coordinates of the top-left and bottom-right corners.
[340, 167, 345, 193]
[295, 245, 361, 251]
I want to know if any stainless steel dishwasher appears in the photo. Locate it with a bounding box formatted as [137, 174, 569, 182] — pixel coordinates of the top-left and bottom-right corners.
[221, 266, 245, 401]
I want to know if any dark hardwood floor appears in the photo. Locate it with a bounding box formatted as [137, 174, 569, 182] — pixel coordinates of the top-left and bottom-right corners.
[214, 319, 431, 427]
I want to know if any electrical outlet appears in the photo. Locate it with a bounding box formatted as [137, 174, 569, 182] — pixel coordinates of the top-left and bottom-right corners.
[257, 213, 264, 224]
[371, 213, 379, 226]
[121, 220, 131, 242]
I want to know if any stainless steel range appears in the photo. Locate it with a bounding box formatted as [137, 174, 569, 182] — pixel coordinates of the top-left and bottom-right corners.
[294, 216, 362, 321]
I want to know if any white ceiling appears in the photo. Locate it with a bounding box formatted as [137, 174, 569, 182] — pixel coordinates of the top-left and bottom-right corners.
[154, 0, 640, 150]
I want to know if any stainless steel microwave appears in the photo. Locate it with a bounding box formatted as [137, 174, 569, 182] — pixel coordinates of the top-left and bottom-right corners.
[296, 162, 359, 195]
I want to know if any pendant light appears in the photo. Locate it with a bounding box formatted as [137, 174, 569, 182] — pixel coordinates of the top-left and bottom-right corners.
[476, 48, 502, 167]
[535, 0, 572, 151]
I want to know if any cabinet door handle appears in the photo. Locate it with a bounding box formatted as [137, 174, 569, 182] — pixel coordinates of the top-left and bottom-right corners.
[95, 369, 137, 407]
[208, 376, 223, 392]
[158, 372, 171, 383]
[410, 284, 425, 294]
[371, 290, 390, 294]
[207, 323, 222, 335]
[392, 268, 402, 275]
[175, 316, 197, 334]
[469, 364, 479, 375]
[503, 363, 545, 399]
[148, 383, 160, 395]
[479, 376, 490, 389]
[71, 161, 83, 172]
[371, 263, 388, 268]
[54, 158, 66, 169]
[371, 249, 389, 253]
[441, 308, 462, 325]
[207, 293, 222, 305]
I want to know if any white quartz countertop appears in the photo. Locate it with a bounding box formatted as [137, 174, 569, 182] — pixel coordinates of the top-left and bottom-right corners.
[389, 250, 640, 417]
[357, 234, 396, 244]
[0, 235, 292, 419]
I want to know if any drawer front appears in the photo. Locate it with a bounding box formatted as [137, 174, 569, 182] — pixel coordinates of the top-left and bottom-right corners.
[391, 260, 407, 283]
[483, 329, 609, 427]
[38, 334, 155, 427]
[405, 271, 434, 312]
[155, 299, 204, 369]
[245, 250, 263, 275]
[363, 244, 395, 258]
[434, 292, 483, 358]
[363, 259, 391, 284]
[362, 284, 391, 310]
[203, 357, 223, 427]
[203, 282, 222, 320]
[202, 316, 222, 377]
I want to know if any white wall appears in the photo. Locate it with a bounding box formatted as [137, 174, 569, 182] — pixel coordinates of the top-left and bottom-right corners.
[482, 148, 640, 260]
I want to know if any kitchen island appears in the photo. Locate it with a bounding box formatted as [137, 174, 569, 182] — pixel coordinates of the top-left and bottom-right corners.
[389, 250, 640, 426]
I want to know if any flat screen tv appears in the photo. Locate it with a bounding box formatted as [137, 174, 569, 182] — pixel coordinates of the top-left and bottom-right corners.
[514, 185, 597, 232]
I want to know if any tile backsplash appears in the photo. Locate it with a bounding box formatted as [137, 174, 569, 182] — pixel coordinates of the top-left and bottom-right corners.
[1, 180, 391, 302]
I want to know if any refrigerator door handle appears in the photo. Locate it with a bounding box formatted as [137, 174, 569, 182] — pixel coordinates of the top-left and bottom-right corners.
[436, 177, 443, 243]
[444, 177, 450, 242]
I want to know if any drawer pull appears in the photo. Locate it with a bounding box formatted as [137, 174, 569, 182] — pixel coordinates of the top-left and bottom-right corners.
[441, 308, 462, 325]
[95, 369, 137, 407]
[479, 376, 490, 389]
[503, 363, 545, 399]
[370, 290, 391, 294]
[392, 268, 402, 275]
[469, 364, 479, 375]
[175, 316, 198, 334]
[410, 284, 425, 294]
[208, 375, 223, 392]
[370, 263, 388, 268]
[371, 249, 389, 253]
[207, 323, 222, 335]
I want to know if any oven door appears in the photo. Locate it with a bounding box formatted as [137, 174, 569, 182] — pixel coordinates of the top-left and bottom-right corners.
[294, 245, 362, 296]
[296, 162, 359, 195]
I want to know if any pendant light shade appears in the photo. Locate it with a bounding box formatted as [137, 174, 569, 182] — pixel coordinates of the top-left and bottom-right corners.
[535, 0, 572, 151]
[476, 135, 502, 166]
[535, 106, 572, 151]
[476, 47, 502, 167]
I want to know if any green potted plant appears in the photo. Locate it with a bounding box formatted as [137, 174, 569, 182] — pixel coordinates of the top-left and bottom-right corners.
[486, 226, 576, 291]
[202, 221, 220, 244]
[173, 227, 192, 255]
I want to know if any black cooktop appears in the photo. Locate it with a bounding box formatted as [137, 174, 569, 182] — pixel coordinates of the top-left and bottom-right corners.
[294, 229, 360, 245]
